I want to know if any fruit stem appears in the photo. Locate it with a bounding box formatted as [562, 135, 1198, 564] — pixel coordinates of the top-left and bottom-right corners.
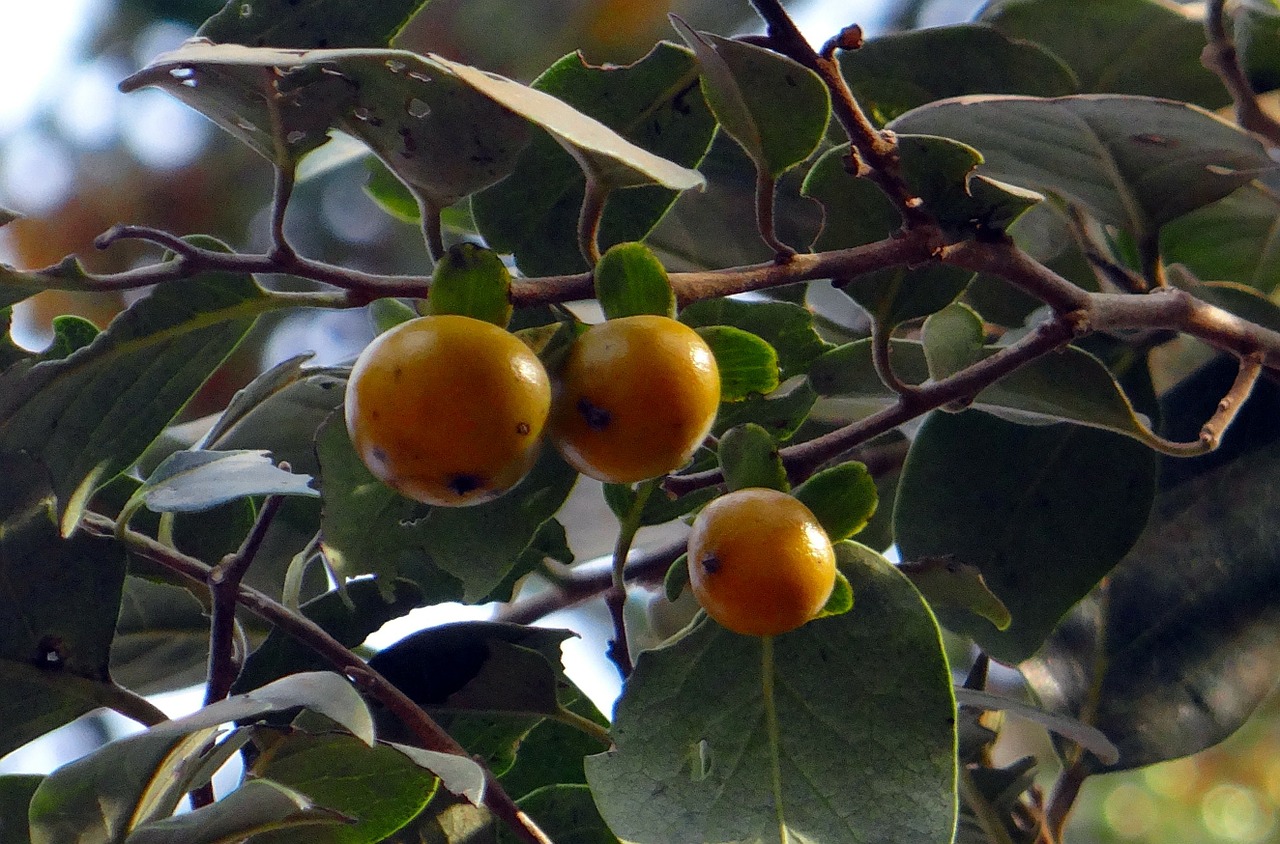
[605, 479, 658, 679]
[761, 634, 789, 844]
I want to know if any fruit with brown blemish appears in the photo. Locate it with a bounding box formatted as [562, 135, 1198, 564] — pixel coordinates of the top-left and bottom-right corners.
[687, 488, 837, 636]
[549, 315, 720, 484]
[344, 314, 551, 506]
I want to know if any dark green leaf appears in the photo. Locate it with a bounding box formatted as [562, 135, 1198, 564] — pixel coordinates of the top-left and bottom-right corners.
[981, 0, 1230, 107]
[1236, 1, 1280, 93]
[679, 297, 832, 380]
[41, 316, 99, 361]
[586, 544, 956, 843]
[895, 410, 1156, 662]
[429, 243, 514, 327]
[890, 95, 1275, 241]
[717, 423, 787, 493]
[1169, 265, 1280, 335]
[111, 578, 211, 696]
[816, 568, 854, 618]
[248, 732, 437, 844]
[213, 370, 347, 476]
[473, 43, 715, 275]
[593, 242, 676, 320]
[196, 353, 315, 451]
[671, 18, 830, 178]
[1161, 184, 1280, 293]
[0, 509, 127, 757]
[922, 302, 986, 381]
[711, 378, 816, 441]
[838, 23, 1076, 124]
[1023, 356, 1280, 771]
[0, 264, 269, 532]
[0, 256, 99, 311]
[235, 579, 427, 694]
[663, 554, 690, 602]
[497, 784, 619, 844]
[0, 775, 41, 844]
[792, 461, 877, 542]
[496, 688, 611, 801]
[124, 779, 349, 844]
[898, 555, 1012, 631]
[198, 0, 429, 48]
[695, 325, 778, 401]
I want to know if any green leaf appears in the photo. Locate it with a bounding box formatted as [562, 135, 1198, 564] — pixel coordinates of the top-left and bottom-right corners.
[0, 775, 42, 844]
[235, 579, 427, 694]
[472, 43, 715, 276]
[389, 744, 487, 807]
[197, 0, 429, 48]
[671, 17, 830, 179]
[111, 578, 211, 696]
[808, 339, 1166, 446]
[179, 672, 376, 744]
[124, 450, 317, 522]
[314, 412, 462, 602]
[247, 732, 437, 844]
[816, 568, 854, 619]
[895, 410, 1156, 662]
[602, 483, 717, 529]
[593, 242, 676, 320]
[411, 447, 578, 602]
[1023, 356, 1280, 772]
[792, 461, 877, 542]
[586, 544, 956, 843]
[980, 0, 1230, 108]
[497, 785, 619, 844]
[801, 143, 971, 326]
[898, 555, 1012, 631]
[196, 353, 315, 450]
[213, 370, 347, 476]
[953, 689, 1118, 765]
[1236, 0, 1280, 93]
[364, 157, 422, 223]
[922, 302, 985, 381]
[838, 23, 1077, 124]
[429, 243, 514, 327]
[494, 686, 611, 801]
[712, 378, 816, 442]
[1161, 184, 1280, 292]
[0, 264, 269, 532]
[717, 423, 787, 493]
[0, 256, 100, 311]
[123, 779, 349, 844]
[41, 315, 99, 361]
[696, 325, 779, 401]
[678, 297, 832, 381]
[664, 554, 690, 602]
[1170, 266, 1280, 334]
[890, 94, 1275, 241]
[0, 505, 127, 757]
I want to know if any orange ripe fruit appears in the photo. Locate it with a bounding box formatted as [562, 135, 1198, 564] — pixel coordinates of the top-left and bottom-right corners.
[344, 315, 551, 506]
[688, 488, 837, 636]
[550, 315, 720, 484]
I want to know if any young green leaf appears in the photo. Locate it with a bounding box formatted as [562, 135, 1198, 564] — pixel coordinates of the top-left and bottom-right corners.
[696, 325, 779, 401]
[718, 423, 787, 492]
[593, 242, 676, 320]
[792, 461, 878, 542]
[664, 553, 691, 602]
[679, 297, 832, 380]
[815, 569, 854, 619]
[586, 545, 955, 843]
[369, 297, 418, 333]
[429, 243, 515, 327]
[671, 17, 830, 180]
[922, 302, 986, 381]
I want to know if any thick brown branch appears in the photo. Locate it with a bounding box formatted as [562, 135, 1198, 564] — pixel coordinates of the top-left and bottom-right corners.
[1203, 0, 1280, 145]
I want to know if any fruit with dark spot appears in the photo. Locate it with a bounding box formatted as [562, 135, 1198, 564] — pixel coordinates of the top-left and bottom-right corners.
[688, 488, 837, 636]
[550, 315, 719, 484]
[345, 314, 551, 506]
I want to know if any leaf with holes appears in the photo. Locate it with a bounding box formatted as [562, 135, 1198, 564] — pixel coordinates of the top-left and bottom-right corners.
[198, 0, 429, 49]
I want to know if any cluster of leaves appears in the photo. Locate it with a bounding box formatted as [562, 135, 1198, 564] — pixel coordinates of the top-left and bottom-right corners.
[4, 0, 1280, 842]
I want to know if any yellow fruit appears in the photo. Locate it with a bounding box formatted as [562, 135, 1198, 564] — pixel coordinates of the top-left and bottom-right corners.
[344, 314, 551, 506]
[550, 315, 720, 484]
[688, 488, 837, 636]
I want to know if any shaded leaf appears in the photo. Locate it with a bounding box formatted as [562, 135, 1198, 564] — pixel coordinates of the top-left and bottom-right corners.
[0, 264, 270, 531]
[41, 316, 99, 361]
[586, 544, 956, 844]
[1169, 265, 1280, 334]
[980, 0, 1229, 108]
[593, 242, 676, 321]
[898, 555, 1012, 631]
[0, 256, 99, 311]
[953, 689, 1118, 765]
[497, 784, 619, 844]
[717, 423, 787, 493]
[696, 325, 779, 401]
[196, 353, 315, 450]
[472, 43, 715, 275]
[390, 744, 486, 807]
[0, 775, 41, 844]
[123, 779, 349, 844]
[792, 461, 877, 542]
[838, 23, 1076, 124]
[895, 410, 1156, 662]
[711, 378, 816, 441]
[1023, 356, 1280, 771]
[111, 578, 211, 696]
[1160, 184, 1280, 293]
[890, 94, 1274, 240]
[248, 732, 437, 844]
[197, 0, 429, 49]
[671, 18, 830, 179]
[213, 370, 347, 476]
[174, 671, 375, 745]
[922, 302, 985, 381]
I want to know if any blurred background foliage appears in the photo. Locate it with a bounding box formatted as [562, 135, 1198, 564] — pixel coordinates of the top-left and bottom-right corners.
[2, 1, 1277, 842]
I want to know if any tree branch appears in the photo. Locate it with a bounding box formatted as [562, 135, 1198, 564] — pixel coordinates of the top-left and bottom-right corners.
[79, 511, 553, 844]
[1203, 0, 1280, 146]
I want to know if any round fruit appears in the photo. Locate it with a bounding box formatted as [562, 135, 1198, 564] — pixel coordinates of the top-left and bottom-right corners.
[550, 315, 720, 484]
[687, 488, 837, 636]
[344, 314, 551, 506]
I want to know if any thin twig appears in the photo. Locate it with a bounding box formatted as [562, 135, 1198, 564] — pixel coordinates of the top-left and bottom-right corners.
[80, 512, 552, 844]
[870, 319, 921, 398]
[754, 170, 796, 260]
[578, 177, 608, 267]
[269, 166, 297, 263]
[1203, 0, 1280, 145]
